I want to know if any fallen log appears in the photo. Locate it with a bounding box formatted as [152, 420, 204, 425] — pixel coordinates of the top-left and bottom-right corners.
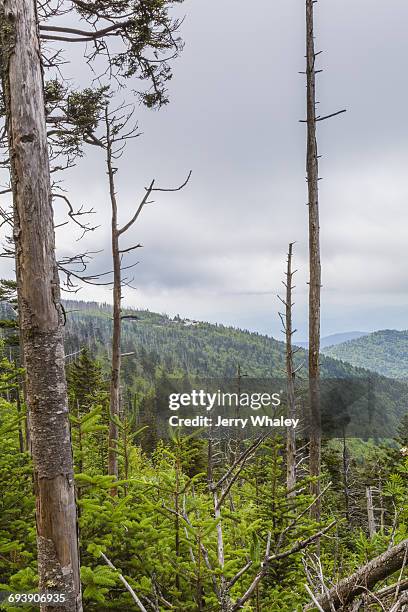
[304, 539, 408, 611]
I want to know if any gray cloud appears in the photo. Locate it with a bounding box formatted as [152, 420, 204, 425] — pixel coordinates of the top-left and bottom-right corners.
[3, 0, 408, 338]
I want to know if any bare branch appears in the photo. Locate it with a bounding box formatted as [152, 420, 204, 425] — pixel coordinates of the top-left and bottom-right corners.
[316, 109, 347, 122]
[53, 193, 99, 236]
[100, 552, 148, 612]
[118, 171, 191, 236]
[304, 584, 325, 612]
[232, 522, 336, 611]
[211, 434, 269, 493]
[119, 244, 143, 254]
[117, 179, 155, 236]
[227, 561, 253, 590]
[40, 21, 133, 41]
[150, 170, 192, 192]
[304, 539, 408, 611]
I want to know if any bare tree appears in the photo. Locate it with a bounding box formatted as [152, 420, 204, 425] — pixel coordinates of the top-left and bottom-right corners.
[303, 0, 346, 517]
[278, 242, 300, 496]
[0, 1, 81, 609]
[94, 104, 191, 488]
[0, 1, 187, 606]
[366, 486, 377, 539]
[305, 0, 322, 518]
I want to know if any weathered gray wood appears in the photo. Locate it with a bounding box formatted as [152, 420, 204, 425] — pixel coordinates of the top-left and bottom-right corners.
[106, 114, 120, 488]
[0, 1, 82, 609]
[366, 486, 377, 538]
[284, 243, 297, 495]
[305, 0, 322, 519]
[304, 539, 408, 611]
[102, 114, 191, 490]
[101, 553, 148, 612]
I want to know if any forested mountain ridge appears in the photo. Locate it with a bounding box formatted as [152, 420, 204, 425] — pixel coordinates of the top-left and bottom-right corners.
[61, 300, 408, 437]
[323, 329, 408, 379]
[1, 307, 407, 610]
[62, 299, 369, 379]
[2, 298, 407, 434]
[2, 1, 408, 609]
[296, 331, 369, 349]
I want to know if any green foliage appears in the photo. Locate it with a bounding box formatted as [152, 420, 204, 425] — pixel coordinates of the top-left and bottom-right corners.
[1, 319, 407, 610]
[0, 390, 35, 592]
[68, 348, 109, 475]
[40, 0, 185, 111]
[0, 280, 17, 306]
[45, 82, 109, 158]
[62, 300, 408, 439]
[323, 329, 408, 379]
[81, 566, 118, 605]
[0, 280, 19, 350]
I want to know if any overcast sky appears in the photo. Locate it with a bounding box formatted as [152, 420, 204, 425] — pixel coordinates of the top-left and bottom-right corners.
[3, 0, 408, 340]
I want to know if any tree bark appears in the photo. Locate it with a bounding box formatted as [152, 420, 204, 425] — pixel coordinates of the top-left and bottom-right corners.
[304, 539, 408, 611]
[305, 0, 322, 518]
[0, 1, 82, 610]
[106, 125, 121, 489]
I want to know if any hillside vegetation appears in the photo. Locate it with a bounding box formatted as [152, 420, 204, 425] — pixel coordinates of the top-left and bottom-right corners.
[62, 301, 408, 437]
[296, 331, 369, 349]
[323, 329, 408, 379]
[64, 300, 372, 379]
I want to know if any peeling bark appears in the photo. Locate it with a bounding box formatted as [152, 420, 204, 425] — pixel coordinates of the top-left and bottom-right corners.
[0, 1, 82, 609]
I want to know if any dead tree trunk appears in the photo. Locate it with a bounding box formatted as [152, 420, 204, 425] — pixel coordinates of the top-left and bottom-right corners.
[100, 106, 191, 493]
[279, 243, 297, 496]
[304, 539, 408, 611]
[106, 119, 121, 488]
[207, 438, 229, 609]
[366, 486, 376, 538]
[305, 0, 322, 519]
[232, 363, 245, 463]
[304, 0, 346, 517]
[0, 2, 82, 610]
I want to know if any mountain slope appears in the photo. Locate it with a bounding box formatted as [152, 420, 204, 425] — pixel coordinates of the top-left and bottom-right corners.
[61, 301, 408, 437]
[296, 331, 369, 349]
[323, 329, 408, 379]
[63, 300, 364, 379]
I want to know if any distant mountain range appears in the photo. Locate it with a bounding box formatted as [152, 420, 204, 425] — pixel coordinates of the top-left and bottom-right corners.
[295, 331, 369, 349]
[322, 329, 408, 380]
[59, 301, 408, 437]
[1, 299, 407, 434]
[62, 300, 362, 380]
